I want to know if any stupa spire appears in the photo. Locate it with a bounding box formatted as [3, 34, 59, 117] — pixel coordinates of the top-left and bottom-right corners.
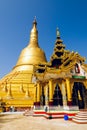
[28, 17, 39, 48]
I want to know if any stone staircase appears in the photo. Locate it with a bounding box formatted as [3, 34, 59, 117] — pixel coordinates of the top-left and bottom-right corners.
[72, 110, 87, 124]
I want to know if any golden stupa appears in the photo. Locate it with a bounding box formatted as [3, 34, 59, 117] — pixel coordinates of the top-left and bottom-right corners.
[0, 19, 87, 111]
[0, 18, 47, 109]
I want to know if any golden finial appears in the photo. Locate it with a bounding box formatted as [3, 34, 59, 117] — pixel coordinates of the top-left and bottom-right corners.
[56, 27, 60, 38]
[33, 16, 37, 27]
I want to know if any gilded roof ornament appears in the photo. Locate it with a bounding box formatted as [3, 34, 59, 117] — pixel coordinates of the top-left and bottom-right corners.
[33, 16, 37, 27]
[56, 27, 60, 38]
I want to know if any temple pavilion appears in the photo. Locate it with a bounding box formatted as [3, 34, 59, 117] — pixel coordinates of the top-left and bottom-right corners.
[0, 18, 87, 110]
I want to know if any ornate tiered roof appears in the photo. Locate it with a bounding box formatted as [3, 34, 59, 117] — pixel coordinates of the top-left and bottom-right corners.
[34, 28, 85, 81]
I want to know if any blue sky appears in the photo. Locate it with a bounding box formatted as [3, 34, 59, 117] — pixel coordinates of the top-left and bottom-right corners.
[0, 0, 87, 78]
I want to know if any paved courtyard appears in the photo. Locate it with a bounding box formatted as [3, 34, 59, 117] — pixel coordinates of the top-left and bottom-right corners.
[0, 113, 87, 130]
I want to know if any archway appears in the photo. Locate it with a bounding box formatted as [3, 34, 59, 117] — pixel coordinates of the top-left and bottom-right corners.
[53, 84, 63, 106]
[72, 82, 86, 109]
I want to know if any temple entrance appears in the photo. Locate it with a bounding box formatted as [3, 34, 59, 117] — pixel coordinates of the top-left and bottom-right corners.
[72, 82, 86, 109]
[53, 84, 63, 106]
[40, 87, 45, 105]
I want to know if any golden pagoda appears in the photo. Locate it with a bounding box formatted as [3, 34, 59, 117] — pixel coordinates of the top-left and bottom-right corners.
[0, 19, 87, 111]
[0, 18, 47, 110]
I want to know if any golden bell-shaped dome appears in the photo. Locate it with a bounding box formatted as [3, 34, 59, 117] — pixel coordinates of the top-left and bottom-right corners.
[13, 18, 47, 71]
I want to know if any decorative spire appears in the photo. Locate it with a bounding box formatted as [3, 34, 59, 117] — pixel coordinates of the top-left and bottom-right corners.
[56, 27, 60, 38]
[28, 17, 39, 48]
[25, 85, 30, 99]
[33, 16, 37, 27]
[50, 27, 65, 67]
[2, 83, 7, 92]
[6, 84, 12, 99]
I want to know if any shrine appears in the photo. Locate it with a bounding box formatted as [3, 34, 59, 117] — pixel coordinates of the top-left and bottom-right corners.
[0, 18, 87, 110]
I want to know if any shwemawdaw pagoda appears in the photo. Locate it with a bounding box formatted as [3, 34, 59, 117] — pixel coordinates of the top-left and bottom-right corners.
[0, 18, 87, 110]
